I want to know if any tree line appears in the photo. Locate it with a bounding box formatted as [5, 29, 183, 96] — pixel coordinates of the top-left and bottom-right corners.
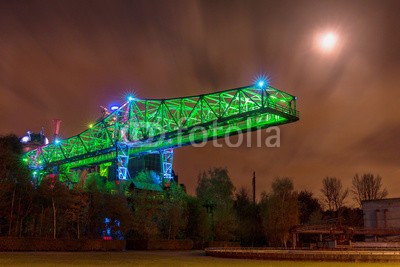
[0, 134, 389, 247]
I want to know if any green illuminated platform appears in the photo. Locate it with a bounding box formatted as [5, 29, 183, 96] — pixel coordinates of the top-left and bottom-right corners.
[23, 84, 299, 183]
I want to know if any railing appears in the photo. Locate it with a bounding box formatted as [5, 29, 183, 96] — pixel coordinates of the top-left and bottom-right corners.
[23, 84, 299, 170]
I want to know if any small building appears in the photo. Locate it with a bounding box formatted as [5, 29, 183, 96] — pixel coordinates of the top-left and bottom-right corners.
[362, 198, 400, 241]
[362, 198, 400, 229]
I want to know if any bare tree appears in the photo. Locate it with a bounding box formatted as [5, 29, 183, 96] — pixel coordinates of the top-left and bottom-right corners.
[351, 173, 388, 206]
[320, 177, 348, 212]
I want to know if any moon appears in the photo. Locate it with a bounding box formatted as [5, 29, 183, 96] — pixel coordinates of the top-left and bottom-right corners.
[318, 32, 338, 53]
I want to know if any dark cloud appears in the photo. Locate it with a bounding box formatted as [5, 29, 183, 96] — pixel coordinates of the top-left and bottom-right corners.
[353, 124, 400, 165]
[1, 0, 400, 198]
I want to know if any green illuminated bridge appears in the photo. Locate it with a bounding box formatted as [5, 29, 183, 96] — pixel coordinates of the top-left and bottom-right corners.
[24, 84, 299, 187]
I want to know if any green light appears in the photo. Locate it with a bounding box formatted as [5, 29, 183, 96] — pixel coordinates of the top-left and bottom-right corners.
[23, 84, 299, 171]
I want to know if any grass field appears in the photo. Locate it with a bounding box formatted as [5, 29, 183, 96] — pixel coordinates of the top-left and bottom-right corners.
[1, 250, 400, 266]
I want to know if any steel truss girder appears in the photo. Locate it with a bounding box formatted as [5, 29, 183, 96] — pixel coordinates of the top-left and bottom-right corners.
[116, 142, 130, 180]
[24, 85, 299, 171]
[161, 149, 174, 180]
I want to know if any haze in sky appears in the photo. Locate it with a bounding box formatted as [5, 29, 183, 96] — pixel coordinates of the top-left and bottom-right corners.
[1, 0, 400, 201]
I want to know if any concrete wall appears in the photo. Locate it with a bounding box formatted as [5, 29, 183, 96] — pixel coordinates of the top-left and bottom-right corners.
[362, 198, 400, 228]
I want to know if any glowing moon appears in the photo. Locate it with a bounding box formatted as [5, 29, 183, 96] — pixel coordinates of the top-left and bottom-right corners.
[318, 32, 338, 52]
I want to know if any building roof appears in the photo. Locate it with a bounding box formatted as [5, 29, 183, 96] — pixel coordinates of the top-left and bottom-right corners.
[361, 198, 400, 204]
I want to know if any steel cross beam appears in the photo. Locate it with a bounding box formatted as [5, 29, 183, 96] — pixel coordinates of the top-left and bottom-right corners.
[23, 85, 299, 173]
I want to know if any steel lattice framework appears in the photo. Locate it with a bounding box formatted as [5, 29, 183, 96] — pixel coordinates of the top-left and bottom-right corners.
[23, 84, 299, 181]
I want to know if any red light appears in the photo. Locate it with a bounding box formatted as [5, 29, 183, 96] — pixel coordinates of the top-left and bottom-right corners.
[103, 236, 112, 241]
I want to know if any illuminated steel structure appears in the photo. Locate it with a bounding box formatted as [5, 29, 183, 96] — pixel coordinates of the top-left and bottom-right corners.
[23, 83, 299, 185]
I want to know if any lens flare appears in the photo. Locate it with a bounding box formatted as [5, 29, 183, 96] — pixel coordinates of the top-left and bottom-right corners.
[253, 74, 270, 89]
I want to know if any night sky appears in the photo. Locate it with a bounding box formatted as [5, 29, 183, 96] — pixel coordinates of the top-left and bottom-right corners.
[1, 0, 400, 202]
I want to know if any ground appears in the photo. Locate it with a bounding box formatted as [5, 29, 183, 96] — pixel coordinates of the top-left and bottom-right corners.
[0, 250, 399, 266]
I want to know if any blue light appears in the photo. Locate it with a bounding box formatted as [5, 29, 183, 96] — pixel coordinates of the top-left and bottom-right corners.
[256, 78, 268, 89]
[110, 105, 119, 111]
[127, 96, 135, 102]
[55, 138, 61, 144]
[254, 74, 270, 89]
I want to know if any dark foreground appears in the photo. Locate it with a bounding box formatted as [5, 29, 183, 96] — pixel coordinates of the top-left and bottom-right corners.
[206, 247, 400, 262]
[1, 251, 400, 266]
